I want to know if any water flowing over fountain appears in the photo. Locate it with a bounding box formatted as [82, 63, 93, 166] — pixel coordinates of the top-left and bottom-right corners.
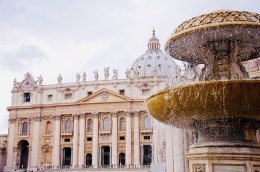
[147, 10, 260, 172]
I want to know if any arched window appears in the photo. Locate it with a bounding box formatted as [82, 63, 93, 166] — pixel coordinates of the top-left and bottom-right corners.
[103, 117, 109, 130]
[22, 122, 28, 135]
[45, 121, 51, 134]
[144, 116, 151, 129]
[86, 153, 92, 166]
[87, 119, 93, 131]
[65, 119, 71, 132]
[119, 117, 125, 130]
[119, 153, 125, 165]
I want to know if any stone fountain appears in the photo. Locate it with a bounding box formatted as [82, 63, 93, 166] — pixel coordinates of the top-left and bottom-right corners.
[146, 10, 260, 172]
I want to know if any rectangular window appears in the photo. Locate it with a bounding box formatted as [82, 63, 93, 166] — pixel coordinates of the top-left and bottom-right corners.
[23, 93, 31, 102]
[120, 136, 125, 141]
[47, 94, 53, 101]
[87, 137, 92, 141]
[64, 93, 72, 99]
[119, 90, 125, 95]
[87, 91, 92, 96]
[64, 138, 70, 142]
[142, 89, 150, 96]
[144, 136, 150, 140]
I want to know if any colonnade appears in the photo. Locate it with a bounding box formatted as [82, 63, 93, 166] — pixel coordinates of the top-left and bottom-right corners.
[51, 111, 142, 168]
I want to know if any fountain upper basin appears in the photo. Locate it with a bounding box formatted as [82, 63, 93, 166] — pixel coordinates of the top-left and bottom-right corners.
[146, 80, 260, 129]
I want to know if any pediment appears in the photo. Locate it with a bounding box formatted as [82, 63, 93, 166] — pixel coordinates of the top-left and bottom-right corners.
[78, 88, 132, 103]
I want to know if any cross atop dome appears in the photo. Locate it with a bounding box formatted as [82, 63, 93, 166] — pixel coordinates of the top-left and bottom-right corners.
[147, 29, 160, 50]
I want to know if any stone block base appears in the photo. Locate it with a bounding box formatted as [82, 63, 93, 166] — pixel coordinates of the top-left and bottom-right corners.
[187, 142, 260, 172]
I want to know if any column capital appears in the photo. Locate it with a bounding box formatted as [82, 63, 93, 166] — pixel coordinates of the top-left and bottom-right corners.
[54, 115, 61, 120]
[79, 113, 86, 118]
[8, 118, 17, 123]
[73, 114, 80, 118]
[112, 112, 118, 117]
[125, 111, 132, 116]
[133, 111, 140, 116]
[32, 116, 42, 121]
[93, 113, 99, 118]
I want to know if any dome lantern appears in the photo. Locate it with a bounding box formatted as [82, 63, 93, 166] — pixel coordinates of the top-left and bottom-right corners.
[147, 29, 161, 50]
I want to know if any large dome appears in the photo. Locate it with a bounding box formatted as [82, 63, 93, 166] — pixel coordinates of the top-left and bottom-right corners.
[130, 30, 180, 79]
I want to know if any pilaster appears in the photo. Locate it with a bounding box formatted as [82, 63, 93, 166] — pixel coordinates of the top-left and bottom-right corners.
[125, 111, 132, 165]
[112, 112, 118, 166]
[134, 111, 140, 165]
[92, 113, 99, 168]
[52, 115, 61, 168]
[78, 113, 86, 167]
[30, 116, 42, 171]
[72, 114, 79, 167]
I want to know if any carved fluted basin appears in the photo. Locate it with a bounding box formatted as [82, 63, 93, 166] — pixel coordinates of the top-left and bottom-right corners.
[146, 80, 260, 129]
[165, 10, 260, 80]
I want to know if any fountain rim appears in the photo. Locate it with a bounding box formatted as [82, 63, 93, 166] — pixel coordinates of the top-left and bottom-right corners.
[165, 22, 260, 50]
[146, 79, 260, 102]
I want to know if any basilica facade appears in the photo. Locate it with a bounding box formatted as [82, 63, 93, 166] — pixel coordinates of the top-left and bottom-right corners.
[4, 31, 180, 171]
[4, 30, 260, 172]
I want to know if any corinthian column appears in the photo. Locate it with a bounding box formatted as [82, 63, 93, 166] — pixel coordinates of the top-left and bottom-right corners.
[92, 113, 99, 168]
[52, 115, 61, 167]
[72, 114, 79, 167]
[126, 111, 132, 165]
[5, 118, 17, 171]
[134, 111, 140, 165]
[78, 113, 86, 167]
[112, 112, 118, 166]
[31, 116, 41, 170]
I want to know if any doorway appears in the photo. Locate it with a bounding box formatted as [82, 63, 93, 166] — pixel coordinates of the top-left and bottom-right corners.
[17, 140, 29, 169]
[62, 147, 71, 166]
[119, 152, 125, 165]
[143, 145, 152, 165]
[101, 146, 110, 166]
[86, 153, 92, 166]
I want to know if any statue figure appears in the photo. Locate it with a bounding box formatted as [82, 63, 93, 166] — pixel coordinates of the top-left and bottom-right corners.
[57, 74, 62, 84]
[183, 62, 202, 82]
[134, 68, 139, 79]
[93, 70, 98, 81]
[82, 72, 86, 82]
[76, 72, 81, 82]
[112, 69, 118, 80]
[13, 78, 18, 88]
[104, 67, 110, 80]
[125, 69, 130, 80]
[37, 75, 43, 85]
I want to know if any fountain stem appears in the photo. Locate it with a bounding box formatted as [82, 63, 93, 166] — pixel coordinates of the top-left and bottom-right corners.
[202, 40, 249, 81]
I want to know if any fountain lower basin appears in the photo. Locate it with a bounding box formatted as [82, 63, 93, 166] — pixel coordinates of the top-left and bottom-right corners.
[147, 80, 260, 129]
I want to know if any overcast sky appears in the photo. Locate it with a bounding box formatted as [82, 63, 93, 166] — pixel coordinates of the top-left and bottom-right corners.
[0, 0, 259, 133]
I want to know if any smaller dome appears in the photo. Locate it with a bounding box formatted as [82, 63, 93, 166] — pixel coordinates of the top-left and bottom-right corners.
[130, 30, 180, 79]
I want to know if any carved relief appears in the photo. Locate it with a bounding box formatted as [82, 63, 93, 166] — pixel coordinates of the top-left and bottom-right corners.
[193, 164, 206, 172]
[13, 72, 38, 89]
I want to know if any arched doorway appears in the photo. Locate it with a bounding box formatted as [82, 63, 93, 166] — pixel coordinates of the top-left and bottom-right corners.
[17, 140, 29, 169]
[86, 153, 92, 166]
[119, 153, 125, 166]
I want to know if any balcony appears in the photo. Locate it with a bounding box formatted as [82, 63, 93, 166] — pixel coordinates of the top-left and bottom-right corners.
[140, 128, 152, 134]
[61, 130, 73, 136]
[99, 129, 111, 135]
